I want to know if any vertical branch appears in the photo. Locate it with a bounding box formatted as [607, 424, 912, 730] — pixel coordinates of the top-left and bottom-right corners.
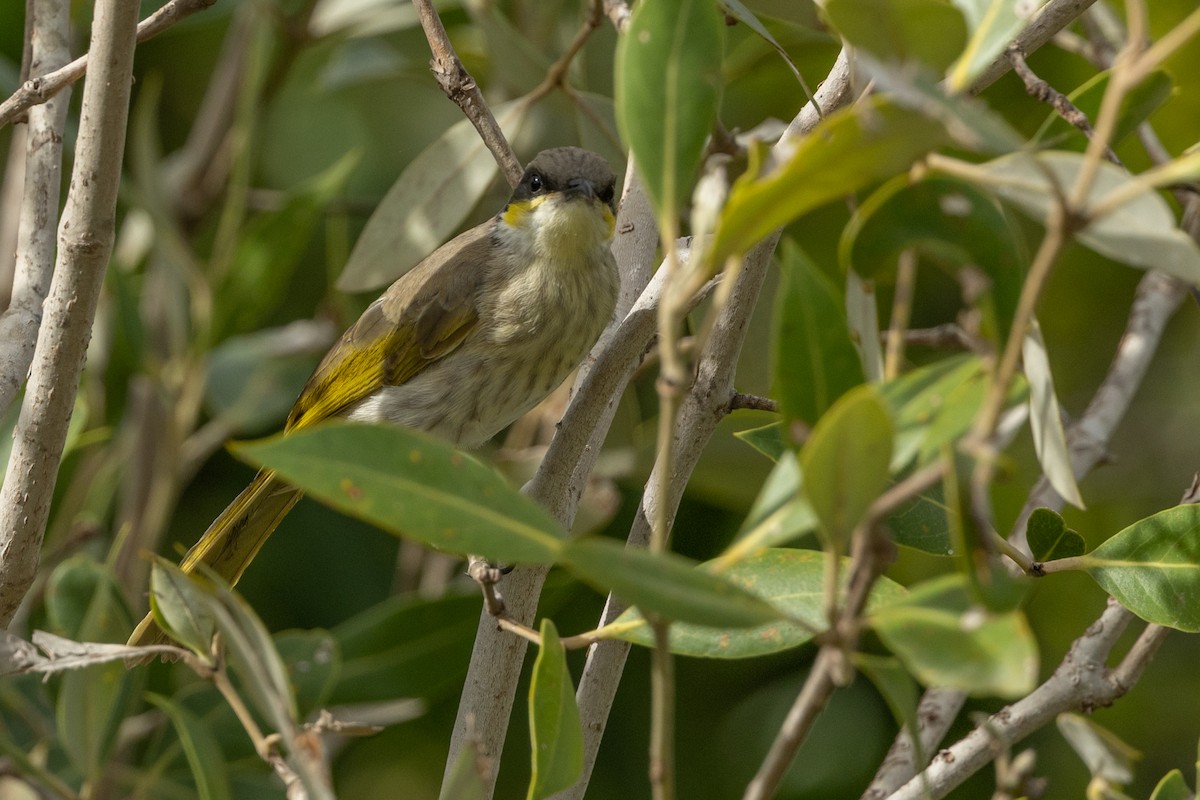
[0, 0, 72, 417]
[0, 0, 141, 626]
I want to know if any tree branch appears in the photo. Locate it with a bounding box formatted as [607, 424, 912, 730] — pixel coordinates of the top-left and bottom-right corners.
[887, 600, 1139, 800]
[0, 0, 140, 626]
[0, 0, 217, 130]
[0, 0, 71, 419]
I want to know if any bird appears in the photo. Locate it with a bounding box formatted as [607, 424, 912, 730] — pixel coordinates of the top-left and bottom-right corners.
[129, 146, 621, 646]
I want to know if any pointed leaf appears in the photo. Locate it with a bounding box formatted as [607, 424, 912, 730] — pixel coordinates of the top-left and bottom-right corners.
[1023, 321, 1084, 508]
[800, 385, 894, 550]
[1148, 770, 1193, 800]
[1026, 508, 1085, 562]
[1082, 504, 1200, 632]
[234, 422, 565, 564]
[870, 574, 1039, 697]
[601, 549, 907, 658]
[615, 0, 722, 222]
[977, 151, 1200, 284]
[527, 620, 583, 800]
[561, 538, 785, 629]
[149, 556, 218, 655]
[338, 101, 528, 291]
[734, 420, 787, 461]
[774, 242, 865, 431]
[710, 98, 953, 266]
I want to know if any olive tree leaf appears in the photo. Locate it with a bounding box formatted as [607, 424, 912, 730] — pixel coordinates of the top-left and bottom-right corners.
[1080, 504, 1200, 632]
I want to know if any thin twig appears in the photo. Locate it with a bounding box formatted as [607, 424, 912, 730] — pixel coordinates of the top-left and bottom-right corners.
[728, 393, 779, 413]
[0, 0, 218, 129]
[1006, 45, 1122, 166]
[411, 0, 523, 187]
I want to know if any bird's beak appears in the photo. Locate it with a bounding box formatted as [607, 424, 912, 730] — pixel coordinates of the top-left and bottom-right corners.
[564, 177, 597, 201]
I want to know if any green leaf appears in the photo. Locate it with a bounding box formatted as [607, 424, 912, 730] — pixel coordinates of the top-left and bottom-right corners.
[887, 484, 955, 556]
[1082, 504, 1200, 632]
[840, 176, 1023, 344]
[880, 354, 982, 472]
[149, 556, 218, 655]
[800, 385, 894, 550]
[822, 0, 967, 72]
[602, 549, 907, 658]
[870, 574, 1038, 698]
[716, 452, 818, 568]
[1148, 770, 1194, 800]
[1026, 508, 1085, 562]
[947, 0, 1046, 91]
[275, 631, 340, 717]
[234, 422, 565, 565]
[916, 367, 1027, 466]
[975, 151, 1200, 285]
[615, 0, 722, 222]
[1035, 69, 1174, 151]
[734, 420, 787, 461]
[331, 591, 480, 704]
[774, 242, 865, 430]
[338, 100, 529, 291]
[527, 620, 583, 800]
[561, 538, 785, 629]
[147, 692, 233, 800]
[218, 152, 358, 336]
[709, 97, 952, 266]
[1023, 321, 1084, 508]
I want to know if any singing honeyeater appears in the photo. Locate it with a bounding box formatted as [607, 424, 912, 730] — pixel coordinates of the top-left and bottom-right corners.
[129, 147, 620, 645]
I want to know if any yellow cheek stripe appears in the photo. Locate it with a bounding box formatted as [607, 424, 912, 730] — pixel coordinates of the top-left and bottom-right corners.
[503, 196, 546, 228]
[603, 206, 615, 239]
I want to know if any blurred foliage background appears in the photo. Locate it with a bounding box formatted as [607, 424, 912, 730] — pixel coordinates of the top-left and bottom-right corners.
[1, 0, 1199, 798]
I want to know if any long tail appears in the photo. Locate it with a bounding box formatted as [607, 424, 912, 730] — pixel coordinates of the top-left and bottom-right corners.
[128, 470, 303, 646]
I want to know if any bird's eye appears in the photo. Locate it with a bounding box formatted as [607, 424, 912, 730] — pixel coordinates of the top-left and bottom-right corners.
[529, 174, 544, 193]
[598, 185, 615, 205]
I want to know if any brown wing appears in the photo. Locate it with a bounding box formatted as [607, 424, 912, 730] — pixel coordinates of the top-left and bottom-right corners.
[285, 223, 493, 431]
